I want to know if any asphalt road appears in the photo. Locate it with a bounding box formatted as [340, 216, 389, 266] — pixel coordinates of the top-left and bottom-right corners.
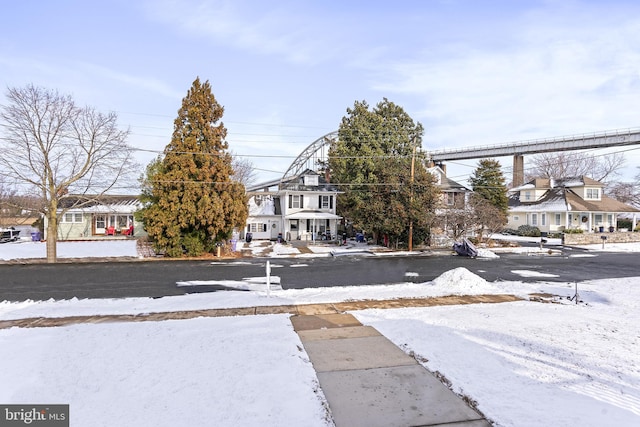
[0, 249, 637, 302]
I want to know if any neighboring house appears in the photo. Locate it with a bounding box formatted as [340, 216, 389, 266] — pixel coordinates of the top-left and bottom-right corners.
[507, 177, 640, 233]
[428, 166, 471, 210]
[246, 170, 342, 241]
[46, 195, 143, 240]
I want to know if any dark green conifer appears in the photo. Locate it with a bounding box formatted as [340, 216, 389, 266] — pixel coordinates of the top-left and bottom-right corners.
[140, 78, 248, 257]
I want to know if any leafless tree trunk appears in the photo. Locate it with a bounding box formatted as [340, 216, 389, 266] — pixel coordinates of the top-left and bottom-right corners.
[0, 84, 138, 262]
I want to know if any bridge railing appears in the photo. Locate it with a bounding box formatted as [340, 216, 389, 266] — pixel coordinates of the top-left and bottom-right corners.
[429, 126, 640, 157]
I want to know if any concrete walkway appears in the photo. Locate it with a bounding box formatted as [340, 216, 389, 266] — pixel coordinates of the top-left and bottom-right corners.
[291, 313, 491, 427]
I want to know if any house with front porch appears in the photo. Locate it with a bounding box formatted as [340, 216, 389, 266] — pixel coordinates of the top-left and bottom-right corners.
[46, 194, 144, 240]
[507, 177, 639, 233]
[246, 170, 342, 242]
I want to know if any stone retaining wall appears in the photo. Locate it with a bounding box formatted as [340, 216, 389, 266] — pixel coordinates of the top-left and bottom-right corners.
[562, 231, 640, 245]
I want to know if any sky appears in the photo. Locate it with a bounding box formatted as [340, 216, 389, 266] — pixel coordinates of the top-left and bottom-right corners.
[2, 0, 640, 188]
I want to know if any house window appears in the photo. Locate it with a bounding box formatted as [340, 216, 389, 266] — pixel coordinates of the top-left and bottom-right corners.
[541, 214, 546, 226]
[63, 213, 83, 223]
[524, 191, 531, 201]
[446, 193, 455, 206]
[607, 214, 613, 225]
[249, 223, 266, 233]
[513, 216, 519, 221]
[289, 195, 303, 209]
[319, 195, 332, 209]
[531, 213, 538, 226]
[586, 188, 600, 200]
[595, 214, 603, 224]
[304, 175, 318, 186]
[555, 214, 561, 226]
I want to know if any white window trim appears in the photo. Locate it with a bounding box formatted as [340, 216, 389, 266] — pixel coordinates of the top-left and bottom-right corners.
[585, 188, 600, 200]
[62, 212, 83, 223]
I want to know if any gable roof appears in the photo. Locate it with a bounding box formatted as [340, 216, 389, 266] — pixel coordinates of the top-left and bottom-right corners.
[280, 169, 339, 192]
[509, 187, 640, 213]
[564, 190, 639, 213]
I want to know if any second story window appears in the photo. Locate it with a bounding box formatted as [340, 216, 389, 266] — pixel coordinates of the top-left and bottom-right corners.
[319, 195, 333, 209]
[586, 188, 600, 200]
[446, 193, 455, 206]
[289, 194, 303, 209]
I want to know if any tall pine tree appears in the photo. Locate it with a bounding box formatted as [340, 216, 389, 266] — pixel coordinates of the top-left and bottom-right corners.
[469, 158, 509, 214]
[328, 98, 439, 246]
[140, 78, 248, 257]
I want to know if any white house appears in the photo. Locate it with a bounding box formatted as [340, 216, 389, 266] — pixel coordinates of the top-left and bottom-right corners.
[507, 177, 639, 233]
[246, 170, 342, 242]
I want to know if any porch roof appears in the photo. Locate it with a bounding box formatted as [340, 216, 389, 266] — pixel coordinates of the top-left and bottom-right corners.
[285, 210, 342, 220]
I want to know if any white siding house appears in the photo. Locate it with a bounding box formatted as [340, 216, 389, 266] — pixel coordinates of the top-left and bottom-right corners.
[246, 170, 341, 242]
[507, 177, 639, 233]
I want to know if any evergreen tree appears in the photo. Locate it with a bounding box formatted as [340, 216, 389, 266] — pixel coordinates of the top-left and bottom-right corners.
[468, 159, 509, 242]
[140, 78, 248, 257]
[328, 98, 439, 246]
[469, 159, 509, 214]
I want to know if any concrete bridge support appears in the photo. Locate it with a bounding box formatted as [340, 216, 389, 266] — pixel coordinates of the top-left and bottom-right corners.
[512, 155, 524, 187]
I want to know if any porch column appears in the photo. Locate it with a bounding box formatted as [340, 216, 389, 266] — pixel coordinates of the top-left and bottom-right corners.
[565, 211, 570, 230]
[633, 214, 637, 231]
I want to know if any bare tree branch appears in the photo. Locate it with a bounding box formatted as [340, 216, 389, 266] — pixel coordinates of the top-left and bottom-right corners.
[526, 151, 625, 182]
[0, 84, 140, 262]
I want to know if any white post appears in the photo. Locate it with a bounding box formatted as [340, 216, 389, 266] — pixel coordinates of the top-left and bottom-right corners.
[266, 260, 271, 297]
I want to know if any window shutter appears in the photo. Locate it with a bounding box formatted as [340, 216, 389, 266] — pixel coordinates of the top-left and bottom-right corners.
[307, 219, 310, 231]
[330, 196, 333, 209]
[319, 195, 322, 208]
[300, 195, 304, 208]
[288, 195, 292, 209]
[263, 224, 267, 232]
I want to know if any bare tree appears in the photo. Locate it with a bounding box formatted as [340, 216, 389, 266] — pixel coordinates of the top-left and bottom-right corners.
[231, 153, 257, 186]
[0, 84, 138, 262]
[469, 195, 507, 244]
[607, 167, 640, 206]
[526, 151, 625, 182]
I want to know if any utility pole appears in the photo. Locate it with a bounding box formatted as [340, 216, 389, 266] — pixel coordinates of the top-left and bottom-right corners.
[408, 144, 416, 252]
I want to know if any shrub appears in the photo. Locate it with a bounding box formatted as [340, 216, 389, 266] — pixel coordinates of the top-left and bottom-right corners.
[563, 228, 584, 234]
[617, 219, 633, 230]
[517, 225, 541, 237]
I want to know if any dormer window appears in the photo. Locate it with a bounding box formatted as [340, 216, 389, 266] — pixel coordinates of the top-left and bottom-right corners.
[524, 191, 531, 201]
[303, 175, 318, 186]
[585, 188, 600, 200]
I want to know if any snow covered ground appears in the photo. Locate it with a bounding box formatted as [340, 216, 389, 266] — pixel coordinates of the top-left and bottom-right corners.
[1, 239, 640, 426]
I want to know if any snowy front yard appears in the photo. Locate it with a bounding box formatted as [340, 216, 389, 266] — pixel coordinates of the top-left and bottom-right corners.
[1, 240, 640, 426]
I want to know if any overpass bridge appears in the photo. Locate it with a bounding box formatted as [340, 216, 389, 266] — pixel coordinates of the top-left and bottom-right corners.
[429, 127, 640, 185]
[248, 127, 640, 191]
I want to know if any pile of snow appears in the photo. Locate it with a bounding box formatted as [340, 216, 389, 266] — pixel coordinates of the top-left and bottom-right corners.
[432, 267, 493, 293]
[476, 248, 499, 258]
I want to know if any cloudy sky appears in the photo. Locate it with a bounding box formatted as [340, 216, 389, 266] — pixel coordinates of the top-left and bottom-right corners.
[2, 0, 640, 186]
